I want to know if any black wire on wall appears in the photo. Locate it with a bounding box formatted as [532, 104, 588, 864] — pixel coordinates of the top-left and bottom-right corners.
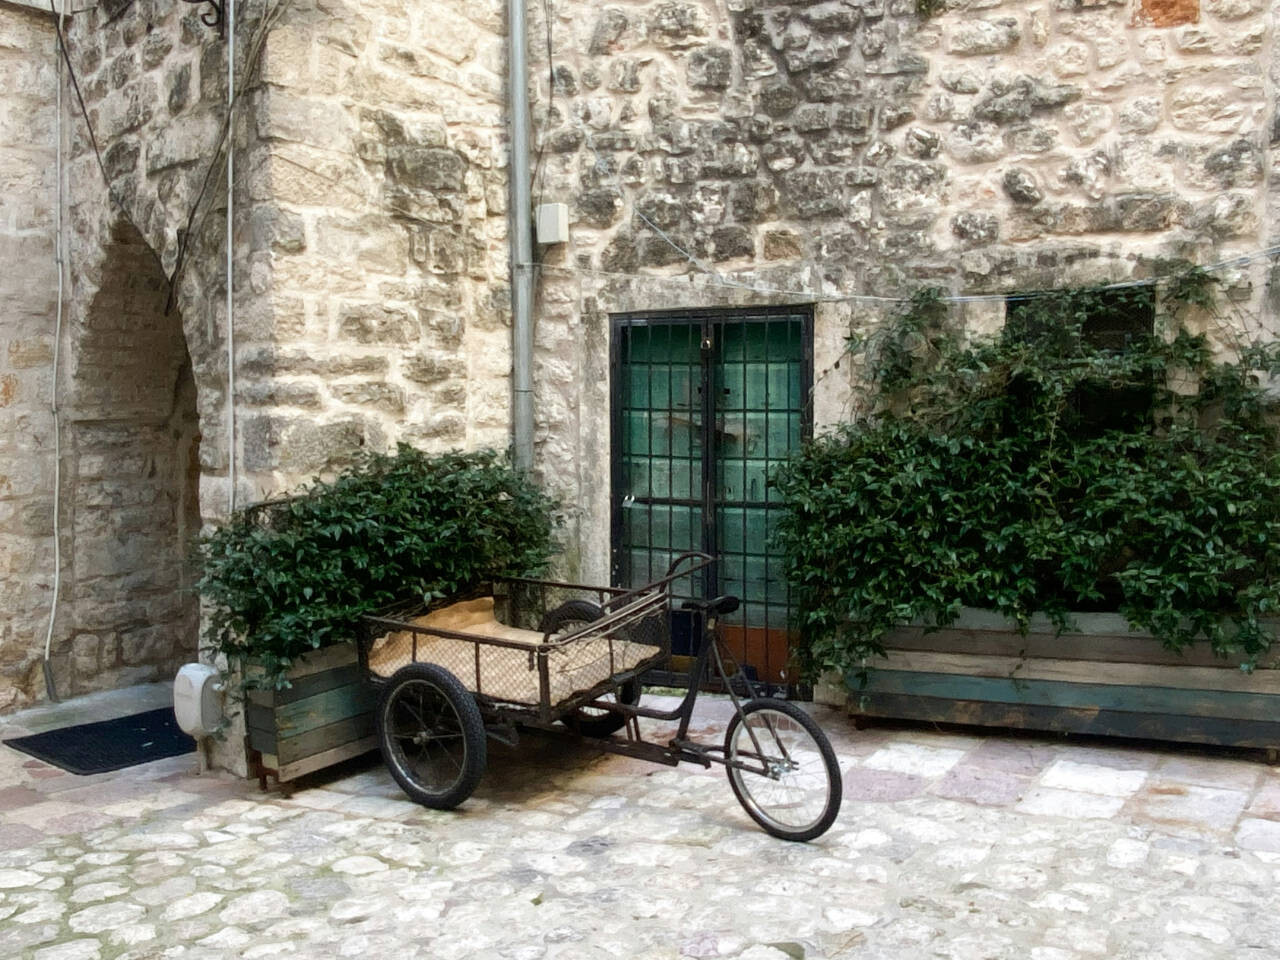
[50, 0, 288, 314]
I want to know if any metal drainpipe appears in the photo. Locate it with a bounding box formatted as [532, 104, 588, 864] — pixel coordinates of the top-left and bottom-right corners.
[226, 0, 237, 512]
[508, 0, 534, 473]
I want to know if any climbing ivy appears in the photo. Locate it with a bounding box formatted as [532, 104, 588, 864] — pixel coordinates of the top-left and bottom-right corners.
[773, 275, 1280, 679]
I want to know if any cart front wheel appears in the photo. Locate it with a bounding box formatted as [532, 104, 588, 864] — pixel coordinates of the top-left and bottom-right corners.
[724, 699, 841, 841]
[377, 663, 486, 810]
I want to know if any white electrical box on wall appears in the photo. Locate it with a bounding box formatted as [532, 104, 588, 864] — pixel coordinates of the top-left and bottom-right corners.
[535, 203, 569, 244]
[173, 663, 223, 738]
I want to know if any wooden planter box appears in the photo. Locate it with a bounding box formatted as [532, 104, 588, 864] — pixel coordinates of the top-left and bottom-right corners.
[244, 644, 378, 786]
[815, 609, 1280, 756]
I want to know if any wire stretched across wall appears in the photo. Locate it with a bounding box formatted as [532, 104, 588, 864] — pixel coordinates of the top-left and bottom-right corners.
[526, 243, 1280, 306]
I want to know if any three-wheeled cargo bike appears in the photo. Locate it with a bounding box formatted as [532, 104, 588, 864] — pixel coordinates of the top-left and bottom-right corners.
[357, 552, 841, 841]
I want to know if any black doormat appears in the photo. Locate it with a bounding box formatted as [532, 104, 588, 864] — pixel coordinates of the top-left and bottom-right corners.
[3, 707, 195, 775]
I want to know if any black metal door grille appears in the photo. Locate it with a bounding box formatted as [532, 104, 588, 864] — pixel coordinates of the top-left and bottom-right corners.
[610, 306, 813, 690]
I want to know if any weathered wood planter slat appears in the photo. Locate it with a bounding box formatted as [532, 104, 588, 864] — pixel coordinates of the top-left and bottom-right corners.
[245, 644, 377, 785]
[816, 610, 1280, 755]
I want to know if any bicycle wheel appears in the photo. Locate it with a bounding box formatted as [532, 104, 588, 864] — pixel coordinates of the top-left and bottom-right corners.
[377, 662, 487, 810]
[724, 699, 842, 841]
[540, 600, 640, 738]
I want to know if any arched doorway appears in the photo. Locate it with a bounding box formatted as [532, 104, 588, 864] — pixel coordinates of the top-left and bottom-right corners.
[61, 219, 202, 695]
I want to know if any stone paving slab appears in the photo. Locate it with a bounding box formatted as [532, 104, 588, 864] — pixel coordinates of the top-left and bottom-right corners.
[0, 690, 1278, 959]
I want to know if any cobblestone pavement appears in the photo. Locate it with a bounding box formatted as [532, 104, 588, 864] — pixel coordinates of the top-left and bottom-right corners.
[2, 685, 1279, 960]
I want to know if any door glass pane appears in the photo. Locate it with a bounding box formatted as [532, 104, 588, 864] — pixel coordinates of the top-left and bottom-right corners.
[713, 318, 804, 684]
[615, 321, 703, 596]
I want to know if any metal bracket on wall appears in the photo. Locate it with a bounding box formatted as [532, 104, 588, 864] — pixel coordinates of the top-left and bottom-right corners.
[180, 0, 225, 38]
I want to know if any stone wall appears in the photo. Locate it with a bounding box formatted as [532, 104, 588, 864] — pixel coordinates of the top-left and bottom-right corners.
[0, 2, 59, 710]
[62, 219, 201, 697]
[2, 0, 1276, 714]
[525, 0, 1279, 581]
[1271, 0, 1280, 322]
[244, 0, 512, 475]
[0, 0, 513, 713]
[0, 0, 227, 709]
[60, 0, 512, 500]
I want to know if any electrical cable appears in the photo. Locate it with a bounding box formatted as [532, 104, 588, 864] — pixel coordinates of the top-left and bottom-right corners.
[43, 0, 67, 703]
[523, 242, 1280, 306]
[167, 0, 291, 315]
[576, 114, 788, 288]
[54, 0, 289, 321]
[47, 0, 166, 281]
[529, 0, 556, 209]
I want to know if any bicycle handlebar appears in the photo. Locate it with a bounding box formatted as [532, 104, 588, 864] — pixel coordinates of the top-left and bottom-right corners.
[663, 551, 715, 579]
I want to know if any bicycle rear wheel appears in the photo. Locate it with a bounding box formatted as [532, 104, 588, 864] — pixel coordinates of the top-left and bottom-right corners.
[724, 699, 841, 841]
[540, 600, 640, 737]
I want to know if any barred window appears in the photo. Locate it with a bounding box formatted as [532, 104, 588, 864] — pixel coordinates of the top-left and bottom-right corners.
[1004, 287, 1156, 435]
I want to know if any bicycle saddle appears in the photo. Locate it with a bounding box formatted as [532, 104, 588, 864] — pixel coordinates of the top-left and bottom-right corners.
[680, 595, 740, 616]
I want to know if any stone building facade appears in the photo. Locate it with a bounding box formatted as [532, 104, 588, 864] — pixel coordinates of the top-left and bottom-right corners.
[527, 0, 1280, 581]
[0, 0, 511, 712]
[0, 0, 1276, 713]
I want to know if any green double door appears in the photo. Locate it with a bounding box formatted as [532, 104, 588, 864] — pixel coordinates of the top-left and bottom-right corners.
[610, 308, 811, 685]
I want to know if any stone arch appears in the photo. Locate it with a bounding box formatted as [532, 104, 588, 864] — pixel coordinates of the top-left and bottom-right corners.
[57, 218, 203, 696]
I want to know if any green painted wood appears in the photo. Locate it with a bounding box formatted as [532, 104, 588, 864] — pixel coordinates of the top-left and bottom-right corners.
[269, 683, 376, 739]
[616, 314, 807, 678]
[245, 702, 276, 738]
[245, 643, 360, 685]
[241, 644, 376, 782]
[275, 737, 379, 782]
[856, 669, 1280, 723]
[882, 627, 1275, 669]
[852, 692, 1280, 751]
[713, 319, 803, 639]
[245, 664, 364, 708]
[245, 704, 277, 755]
[274, 713, 377, 766]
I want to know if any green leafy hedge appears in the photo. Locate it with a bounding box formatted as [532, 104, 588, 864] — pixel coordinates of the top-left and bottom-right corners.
[197, 446, 560, 688]
[773, 280, 1280, 679]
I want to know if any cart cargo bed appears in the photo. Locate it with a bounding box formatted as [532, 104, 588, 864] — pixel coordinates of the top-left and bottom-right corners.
[366, 595, 664, 709]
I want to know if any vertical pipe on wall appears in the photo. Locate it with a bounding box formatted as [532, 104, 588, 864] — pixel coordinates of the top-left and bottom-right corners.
[226, 0, 237, 512]
[508, 0, 534, 473]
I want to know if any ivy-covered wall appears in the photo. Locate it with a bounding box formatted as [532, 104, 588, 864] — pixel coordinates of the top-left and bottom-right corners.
[525, 0, 1280, 583]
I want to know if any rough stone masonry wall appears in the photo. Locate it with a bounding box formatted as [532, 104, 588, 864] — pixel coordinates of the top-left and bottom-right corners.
[210, 0, 510, 771]
[57, 0, 513, 503]
[0, 0, 235, 710]
[527, 0, 1277, 582]
[0, 2, 59, 710]
[61, 218, 202, 702]
[0, 0, 515, 715]
[245, 0, 512, 473]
